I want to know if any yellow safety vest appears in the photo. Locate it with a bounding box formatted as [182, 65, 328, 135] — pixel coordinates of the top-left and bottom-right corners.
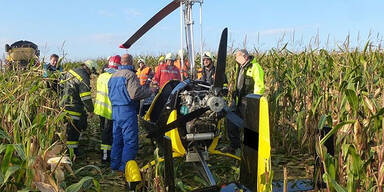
[94, 72, 113, 119]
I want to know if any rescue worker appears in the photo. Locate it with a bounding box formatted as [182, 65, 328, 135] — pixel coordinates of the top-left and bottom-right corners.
[198, 51, 215, 85]
[61, 60, 99, 156]
[135, 59, 153, 86]
[108, 54, 152, 172]
[43, 54, 63, 92]
[174, 49, 189, 79]
[154, 56, 165, 74]
[94, 55, 121, 163]
[153, 53, 181, 88]
[224, 49, 265, 154]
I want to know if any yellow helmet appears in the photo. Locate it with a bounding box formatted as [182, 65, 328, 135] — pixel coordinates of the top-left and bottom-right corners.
[158, 56, 165, 63]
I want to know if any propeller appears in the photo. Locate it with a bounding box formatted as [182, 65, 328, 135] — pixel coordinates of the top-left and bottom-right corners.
[120, 0, 181, 49]
[212, 28, 228, 95]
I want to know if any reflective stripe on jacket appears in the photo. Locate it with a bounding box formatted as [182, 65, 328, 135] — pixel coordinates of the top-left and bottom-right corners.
[61, 67, 93, 116]
[153, 64, 181, 88]
[94, 68, 116, 119]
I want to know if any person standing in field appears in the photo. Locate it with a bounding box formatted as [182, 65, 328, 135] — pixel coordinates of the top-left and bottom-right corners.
[43, 54, 63, 92]
[197, 51, 216, 85]
[154, 56, 165, 74]
[94, 55, 121, 163]
[224, 49, 265, 154]
[136, 58, 153, 86]
[153, 52, 181, 88]
[61, 60, 99, 156]
[108, 54, 152, 172]
[135, 58, 155, 117]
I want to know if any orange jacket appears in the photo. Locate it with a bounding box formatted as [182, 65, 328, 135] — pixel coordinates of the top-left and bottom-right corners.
[174, 59, 189, 79]
[136, 66, 152, 86]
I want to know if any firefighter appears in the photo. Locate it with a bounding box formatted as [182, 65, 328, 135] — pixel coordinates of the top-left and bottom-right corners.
[153, 52, 181, 88]
[155, 56, 165, 74]
[224, 49, 265, 154]
[108, 54, 152, 172]
[135, 58, 153, 86]
[61, 60, 99, 156]
[198, 51, 215, 84]
[94, 55, 121, 163]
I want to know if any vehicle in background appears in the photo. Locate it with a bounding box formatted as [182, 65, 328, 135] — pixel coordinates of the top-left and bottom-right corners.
[5, 40, 40, 70]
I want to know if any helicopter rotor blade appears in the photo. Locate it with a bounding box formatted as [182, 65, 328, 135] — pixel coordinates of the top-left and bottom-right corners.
[120, 0, 181, 49]
[213, 28, 228, 91]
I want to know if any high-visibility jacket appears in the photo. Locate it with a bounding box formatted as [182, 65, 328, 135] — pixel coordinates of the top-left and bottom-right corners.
[94, 68, 116, 120]
[153, 64, 181, 88]
[174, 59, 189, 79]
[234, 57, 264, 105]
[61, 67, 93, 120]
[136, 66, 152, 86]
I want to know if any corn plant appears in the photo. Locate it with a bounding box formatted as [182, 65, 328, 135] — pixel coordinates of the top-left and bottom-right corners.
[0, 63, 101, 192]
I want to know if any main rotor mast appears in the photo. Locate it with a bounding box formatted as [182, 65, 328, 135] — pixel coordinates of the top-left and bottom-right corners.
[180, 0, 203, 80]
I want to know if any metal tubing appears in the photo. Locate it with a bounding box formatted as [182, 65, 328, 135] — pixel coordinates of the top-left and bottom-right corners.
[186, 133, 214, 141]
[199, 0, 203, 68]
[196, 147, 216, 186]
[180, 0, 184, 81]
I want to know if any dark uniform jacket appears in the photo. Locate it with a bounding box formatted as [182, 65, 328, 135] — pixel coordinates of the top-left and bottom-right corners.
[61, 67, 93, 119]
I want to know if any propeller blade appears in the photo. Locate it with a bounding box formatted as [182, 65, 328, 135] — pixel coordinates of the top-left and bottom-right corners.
[213, 28, 228, 90]
[120, 0, 181, 49]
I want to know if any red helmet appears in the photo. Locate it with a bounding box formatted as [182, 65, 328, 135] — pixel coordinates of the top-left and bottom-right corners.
[108, 55, 121, 69]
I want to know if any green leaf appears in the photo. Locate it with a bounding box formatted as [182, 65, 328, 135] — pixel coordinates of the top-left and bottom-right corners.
[92, 179, 100, 192]
[12, 144, 26, 161]
[0, 171, 3, 184]
[17, 188, 32, 192]
[65, 176, 95, 192]
[311, 95, 324, 115]
[0, 144, 7, 154]
[323, 173, 347, 192]
[1, 145, 14, 175]
[2, 165, 20, 185]
[74, 165, 102, 176]
[320, 120, 355, 145]
[342, 144, 351, 161]
[0, 129, 10, 142]
[318, 114, 330, 130]
[345, 89, 359, 114]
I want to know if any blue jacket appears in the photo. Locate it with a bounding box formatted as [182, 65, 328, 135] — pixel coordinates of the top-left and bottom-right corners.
[43, 63, 63, 78]
[108, 65, 152, 119]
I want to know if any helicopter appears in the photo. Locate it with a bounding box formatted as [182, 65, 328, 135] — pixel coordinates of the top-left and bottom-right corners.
[119, 1, 271, 191]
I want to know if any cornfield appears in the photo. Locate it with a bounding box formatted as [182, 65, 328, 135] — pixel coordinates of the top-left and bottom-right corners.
[0, 65, 101, 191]
[0, 40, 383, 191]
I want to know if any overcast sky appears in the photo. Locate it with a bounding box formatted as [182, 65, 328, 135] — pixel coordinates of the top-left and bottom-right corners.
[1, 0, 383, 61]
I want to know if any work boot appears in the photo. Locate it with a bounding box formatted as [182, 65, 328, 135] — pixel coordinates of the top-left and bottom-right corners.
[101, 150, 111, 164]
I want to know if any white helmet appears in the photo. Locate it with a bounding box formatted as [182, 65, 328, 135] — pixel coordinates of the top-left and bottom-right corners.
[165, 52, 176, 61]
[178, 49, 187, 59]
[138, 58, 145, 65]
[202, 51, 214, 60]
[84, 59, 99, 72]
